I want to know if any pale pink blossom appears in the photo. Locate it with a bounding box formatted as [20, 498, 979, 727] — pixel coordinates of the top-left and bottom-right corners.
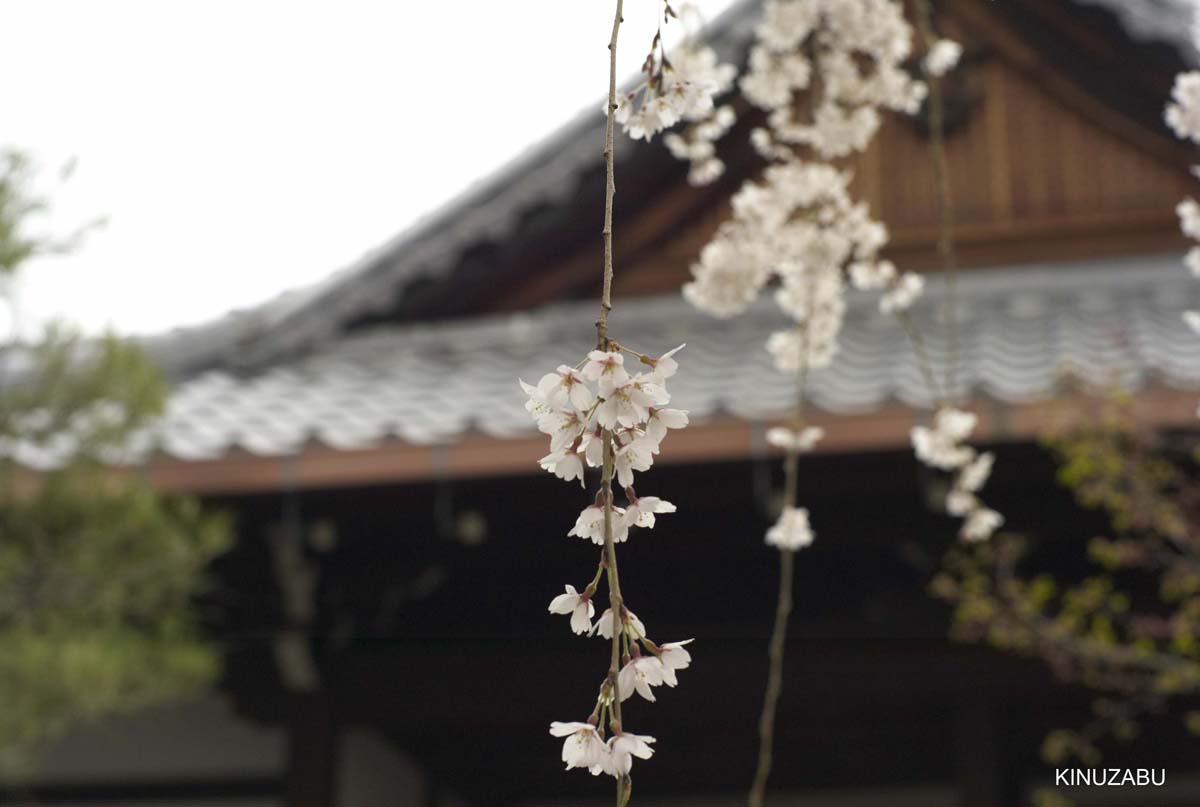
[548, 585, 595, 635]
[593, 607, 647, 640]
[602, 732, 655, 778]
[618, 655, 666, 702]
[766, 506, 814, 550]
[549, 721, 607, 774]
[624, 495, 677, 529]
[568, 505, 630, 545]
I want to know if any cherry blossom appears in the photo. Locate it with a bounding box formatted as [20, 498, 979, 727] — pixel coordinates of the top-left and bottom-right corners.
[765, 506, 814, 551]
[540, 449, 585, 486]
[645, 407, 689, 443]
[568, 504, 630, 545]
[549, 721, 608, 774]
[766, 425, 824, 452]
[544, 3, 702, 791]
[911, 407, 977, 470]
[912, 408, 1005, 542]
[1167, 72, 1200, 143]
[618, 654, 667, 702]
[526, 342, 691, 784]
[603, 732, 656, 777]
[606, 4, 736, 159]
[548, 585, 596, 636]
[581, 350, 630, 394]
[961, 507, 1004, 543]
[624, 494, 677, 529]
[594, 607, 647, 640]
[923, 38, 962, 78]
[655, 639, 694, 686]
[1167, 61, 1200, 425]
[685, 0, 930, 373]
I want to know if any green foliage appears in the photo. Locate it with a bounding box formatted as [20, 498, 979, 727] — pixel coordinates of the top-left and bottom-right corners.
[0, 342, 232, 773]
[0, 149, 231, 772]
[935, 390, 1200, 771]
[0, 149, 98, 277]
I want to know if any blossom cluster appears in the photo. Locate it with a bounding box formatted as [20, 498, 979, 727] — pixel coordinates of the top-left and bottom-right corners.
[607, 2, 737, 173]
[742, 0, 927, 160]
[522, 346, 688, 490]
[682, 0, 933, 375]
[762, 425, 826, 550]
[911, 407, 1003, 542]
[522, 344, 693, 781]
[684, 160, 923, 372]
[1166, 70, 1200, 391]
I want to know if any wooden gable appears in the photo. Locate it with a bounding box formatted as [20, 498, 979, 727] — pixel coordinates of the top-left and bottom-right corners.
[604, 6, 1197, 301]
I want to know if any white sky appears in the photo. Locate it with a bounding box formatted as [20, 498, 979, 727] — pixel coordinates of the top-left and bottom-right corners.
[3, 0, 737, 336]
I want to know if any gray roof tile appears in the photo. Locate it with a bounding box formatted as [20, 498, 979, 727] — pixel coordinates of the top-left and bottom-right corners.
[121, 253, 1200, 465]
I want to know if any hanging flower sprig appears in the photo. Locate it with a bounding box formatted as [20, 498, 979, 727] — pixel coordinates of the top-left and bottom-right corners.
[685, 0, 929, 376]
[532, 3, 697, 803]
[680, 2, 1005, 804]
[525, 343, 692, 793]
[903, 0, 1004, 544]
[610, 2, 738, 184]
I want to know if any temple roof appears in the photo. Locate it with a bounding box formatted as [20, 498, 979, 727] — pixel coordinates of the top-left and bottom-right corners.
[112, 254, 1197, 474]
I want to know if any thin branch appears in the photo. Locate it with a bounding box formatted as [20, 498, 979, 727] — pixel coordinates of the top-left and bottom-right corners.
[597, 0, 624, 350]
[750, 311, 812, 807]
[599, 2, 627, 804]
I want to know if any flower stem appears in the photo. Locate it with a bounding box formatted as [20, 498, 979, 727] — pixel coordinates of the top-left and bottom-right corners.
[599, 3, 625, 804]
[750, 311, 811, 807]
[602, 429, 627, 805]
[749, 543, 794, 807]
[597, 0, 624, 351]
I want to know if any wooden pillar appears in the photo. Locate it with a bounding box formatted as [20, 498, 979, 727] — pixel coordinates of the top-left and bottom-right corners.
[286, 691, 339, 807]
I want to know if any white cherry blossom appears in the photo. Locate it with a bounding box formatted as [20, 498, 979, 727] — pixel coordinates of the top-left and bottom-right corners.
[911, 407, 978, 470]
[645, 407, 689, 443]
[961, 507, 1004, 543]
[581, 350, 630, 394]
[624, 495, 677, 529]
[1167, 71, 1200, 143]
[879, 272, 925, 314]
[924, 39, 962, 78]
[958, 451, 994, 493]
[568, 504, 630, 545]
[614, 436, 657, 489]
[618, 654, 667, 702]
[593, 608, 647, 640]
[597, 380, 659, 429]
[603, 732, 656, 778]
[549, 721, 608, 774]
[540, 449, 584, 486]
[766, 425, 824, 452]
[656, 639, 694, 686]
[520, 374, 565, 423]
[766, 506, 814, 550]
[548, 585, 595, 636]
[553, 365, 595, 412]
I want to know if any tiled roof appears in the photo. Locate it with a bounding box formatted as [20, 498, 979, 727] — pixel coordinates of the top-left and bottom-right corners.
[1076, 0, 1199, 62]
[127, 254, 1200, 465]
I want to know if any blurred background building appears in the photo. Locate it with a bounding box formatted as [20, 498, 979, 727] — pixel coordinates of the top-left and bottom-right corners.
[13, 0, 1200, 805]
